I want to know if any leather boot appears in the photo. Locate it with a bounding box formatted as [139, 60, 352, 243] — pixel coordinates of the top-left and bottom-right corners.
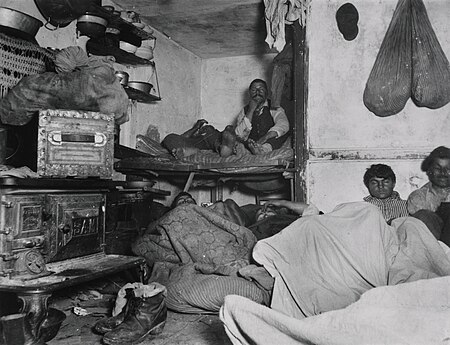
[103, 289, 167, 345]
[0, 313, 46, 345]
[94, 288, 134, 334]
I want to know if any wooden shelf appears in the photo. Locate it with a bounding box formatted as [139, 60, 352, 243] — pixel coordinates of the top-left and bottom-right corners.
[93, 6, 155, 43]
[86, 38, 154, 66]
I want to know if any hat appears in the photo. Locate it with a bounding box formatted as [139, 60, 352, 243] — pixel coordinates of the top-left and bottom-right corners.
[336, 3, 359, 41]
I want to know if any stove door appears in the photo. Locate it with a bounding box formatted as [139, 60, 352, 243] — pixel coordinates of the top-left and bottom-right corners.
[1, 194, 45, 251]
[44, 193, 105, 262]
[0, 194, 45, 275]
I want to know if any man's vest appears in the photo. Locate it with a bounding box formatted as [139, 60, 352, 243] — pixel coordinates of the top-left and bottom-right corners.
[245, 102, 289, 150]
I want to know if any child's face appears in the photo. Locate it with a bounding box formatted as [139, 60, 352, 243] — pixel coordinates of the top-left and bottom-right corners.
[368, 177, 395, 199]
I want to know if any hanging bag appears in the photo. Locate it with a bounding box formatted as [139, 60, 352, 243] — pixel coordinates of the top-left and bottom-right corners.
[363, 0, 412, 117]
[410, 0, 450, 109]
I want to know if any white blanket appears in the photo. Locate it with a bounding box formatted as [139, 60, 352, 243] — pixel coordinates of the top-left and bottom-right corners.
[220, 202, 450, 344]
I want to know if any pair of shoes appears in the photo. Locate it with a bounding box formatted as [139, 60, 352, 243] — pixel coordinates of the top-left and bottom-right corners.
[103, 290, 167, 345]
[95, 282, 167, 345]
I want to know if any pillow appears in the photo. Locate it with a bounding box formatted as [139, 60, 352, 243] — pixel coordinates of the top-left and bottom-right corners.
[136, 134, 171, 157]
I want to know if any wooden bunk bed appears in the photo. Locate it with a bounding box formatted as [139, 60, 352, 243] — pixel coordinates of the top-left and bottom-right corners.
[114, 23, 307, 202]
[114, 143, 295, 200]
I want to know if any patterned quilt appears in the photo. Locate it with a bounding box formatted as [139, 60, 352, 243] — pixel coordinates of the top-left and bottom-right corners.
[132, 204, 266, 313]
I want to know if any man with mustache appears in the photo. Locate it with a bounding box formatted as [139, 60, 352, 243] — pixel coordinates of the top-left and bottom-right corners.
[234, 79, 290, 155]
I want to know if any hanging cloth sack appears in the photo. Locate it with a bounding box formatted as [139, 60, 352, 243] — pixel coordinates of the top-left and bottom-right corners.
[410, 0, 450, 109]
[363, 0, 412, 117]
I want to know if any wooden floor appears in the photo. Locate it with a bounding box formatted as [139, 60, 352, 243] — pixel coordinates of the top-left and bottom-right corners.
[43, 276, 232, 345]
[48, 311, 232, 345]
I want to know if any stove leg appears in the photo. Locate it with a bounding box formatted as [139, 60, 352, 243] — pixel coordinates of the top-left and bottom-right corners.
[17, 292, 51, 337]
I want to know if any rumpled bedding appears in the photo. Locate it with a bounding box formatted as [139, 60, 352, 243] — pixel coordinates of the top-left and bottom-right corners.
[221, 276, 450, 345]
[182, 144, 293, 165]
[220, 202, 450, 345]
[133, 134, 293, 171]
[133, 203, 257, 272]
[132, 203, 267, 313]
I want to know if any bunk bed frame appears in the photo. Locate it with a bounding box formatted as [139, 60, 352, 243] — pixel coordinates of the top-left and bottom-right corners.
[114, 146, 295, 201]
[114, 23, 307, 202]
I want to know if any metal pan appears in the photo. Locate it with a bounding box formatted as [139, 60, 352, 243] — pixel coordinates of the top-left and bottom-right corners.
[0, 7, 42, 40]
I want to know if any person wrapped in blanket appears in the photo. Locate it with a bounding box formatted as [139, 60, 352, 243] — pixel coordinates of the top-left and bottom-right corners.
[234, 79, 290, 155]
[171, 191, 298, 239]
[132, 191, 302, 314]
[220, 200, 450, 345]
[407, 146, 450, 245]
[132, 167, 413, 317]
[162, 119, 238, 159]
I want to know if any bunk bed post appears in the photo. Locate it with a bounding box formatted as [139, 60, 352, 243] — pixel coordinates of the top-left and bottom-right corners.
[292, 20, 308, 202]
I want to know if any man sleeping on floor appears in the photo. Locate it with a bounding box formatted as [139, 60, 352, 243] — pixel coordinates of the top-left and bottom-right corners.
[131, 195, 297, 314]
[131, 162, 438, 314]
[131, 190, 450, 317]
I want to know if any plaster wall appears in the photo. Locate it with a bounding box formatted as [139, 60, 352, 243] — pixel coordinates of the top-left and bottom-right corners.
[306, 0, 450, 212]
[116, 30, 202, 148]
[197, 54, 277, 205]
[108, 3, 202, 148]
[111, 13, 202, 199]
[200, 54, 276, 130]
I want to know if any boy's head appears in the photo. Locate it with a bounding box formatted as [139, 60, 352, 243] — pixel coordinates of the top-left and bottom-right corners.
[171, 192, 196, 209]
[363, 164, 396, 199]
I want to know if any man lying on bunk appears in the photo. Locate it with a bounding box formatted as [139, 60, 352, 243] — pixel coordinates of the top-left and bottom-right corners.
[161, 119, 238, 159]
[233, 79, 290, 155]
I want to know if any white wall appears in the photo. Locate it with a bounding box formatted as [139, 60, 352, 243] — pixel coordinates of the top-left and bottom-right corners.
[306, 0, 450, 212]
[117, 30, 202, 148]
[200, 54, 275, 130]
[107, 2, 202, 148]
[196, 55, 277, 205]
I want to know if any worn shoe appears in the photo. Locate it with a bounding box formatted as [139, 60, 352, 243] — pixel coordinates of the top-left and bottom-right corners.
[103, 287, 167, 345]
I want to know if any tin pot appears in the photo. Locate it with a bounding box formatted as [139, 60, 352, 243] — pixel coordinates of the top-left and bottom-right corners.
[34, 0, 99, 28]
[77, 13, 108, 38]
[127, 81, 153, 94]
[0, 7, 43, 40]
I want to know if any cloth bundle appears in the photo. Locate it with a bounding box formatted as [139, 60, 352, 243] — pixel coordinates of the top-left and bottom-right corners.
[0, 46, 129, 126]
